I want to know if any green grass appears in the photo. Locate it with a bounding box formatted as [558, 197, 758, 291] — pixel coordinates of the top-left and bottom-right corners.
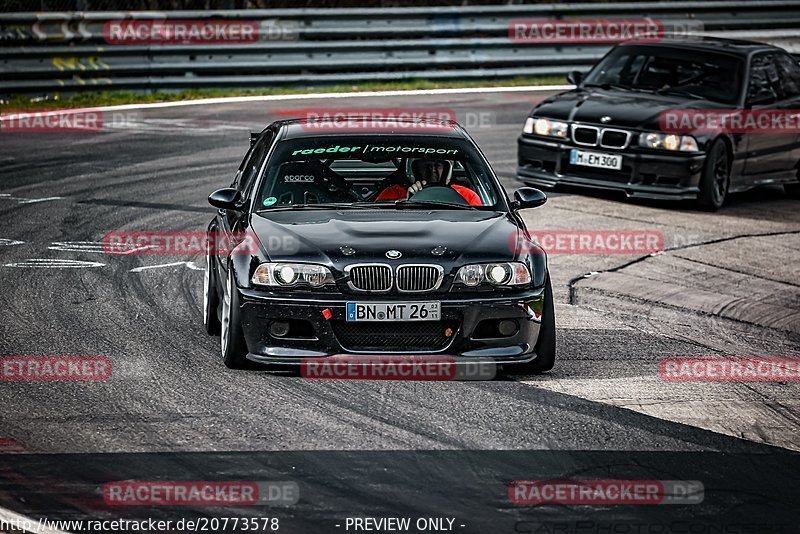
[0, 76, 565, 113]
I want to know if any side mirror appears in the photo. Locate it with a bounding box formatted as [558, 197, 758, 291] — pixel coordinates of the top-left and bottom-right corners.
[208, 188, 244, 211]
[567, 70, 583, 86]
[513, 187, 547, 210]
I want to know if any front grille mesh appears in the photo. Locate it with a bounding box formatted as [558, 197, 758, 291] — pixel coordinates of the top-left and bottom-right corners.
[573, 126, 598, 145]
[332, 320, 459, 351]
[396, 265, 441, 292]
[601, 130, 628, 148]
[348, 265, 392, 291]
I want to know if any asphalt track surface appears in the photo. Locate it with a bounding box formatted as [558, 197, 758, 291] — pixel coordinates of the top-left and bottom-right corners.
[1, 90, 799, 533]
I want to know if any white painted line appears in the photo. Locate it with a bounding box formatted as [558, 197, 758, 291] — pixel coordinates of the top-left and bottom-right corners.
[17, 197, 64, 204]
[186, 261, 204, 271]
[110, 244, 157, 255]
[0, 504, 72, 534]
[0, 195, 64, 204]
[3, 259, 105, 268]
[48, 241, 106, 253]
[130, 261, 192, 272]
[0, 238, 24, 246]
[0, 85, 573, 120]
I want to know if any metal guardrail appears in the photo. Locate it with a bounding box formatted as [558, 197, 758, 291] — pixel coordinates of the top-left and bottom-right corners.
[2, 1, 800, 96]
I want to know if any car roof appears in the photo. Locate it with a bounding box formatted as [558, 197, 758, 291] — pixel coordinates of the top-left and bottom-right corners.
[618, 36, 784, 57]
[272, 117, 468, 139]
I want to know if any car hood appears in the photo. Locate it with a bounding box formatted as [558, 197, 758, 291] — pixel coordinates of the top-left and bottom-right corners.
[532, 88, 727, 130]
[250, 209, 521, 269]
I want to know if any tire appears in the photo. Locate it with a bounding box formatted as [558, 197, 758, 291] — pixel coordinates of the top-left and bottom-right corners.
[504, 274, 556, 375]
[785, 182, 800, 198]
[697, 139, 730, 211]
[220, 267, 250, 369]
[203, 254, 221, 336]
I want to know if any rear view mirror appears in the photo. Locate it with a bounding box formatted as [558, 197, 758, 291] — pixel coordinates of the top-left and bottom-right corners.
[208, 188, 244, 211]
[513, 187, 548, 210]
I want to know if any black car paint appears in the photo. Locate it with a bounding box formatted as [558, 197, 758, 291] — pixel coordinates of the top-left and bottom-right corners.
[517, 39, 800, 200]
[207, 120, 551, 365]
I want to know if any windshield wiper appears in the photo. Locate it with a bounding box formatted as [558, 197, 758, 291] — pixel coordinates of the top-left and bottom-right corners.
[256, 203, 378, 212]
[393, 200, 477, 210]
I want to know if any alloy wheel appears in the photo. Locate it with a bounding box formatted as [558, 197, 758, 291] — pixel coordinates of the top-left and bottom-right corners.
[221, 270, 232, 356]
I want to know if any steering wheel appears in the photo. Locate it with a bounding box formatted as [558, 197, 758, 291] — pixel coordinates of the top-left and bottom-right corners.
[407, 184, 469, 205]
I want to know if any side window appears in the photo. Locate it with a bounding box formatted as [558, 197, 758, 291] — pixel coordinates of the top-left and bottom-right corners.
[231, 145, 256, 189]
[775, 54, 800, 99]
[747, 53, 779, 105]
[240, 131, 273, 199]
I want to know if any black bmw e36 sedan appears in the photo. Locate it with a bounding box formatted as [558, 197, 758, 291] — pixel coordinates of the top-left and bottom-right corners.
[518, 37, 800, 210]
[203, 118, 556, 375]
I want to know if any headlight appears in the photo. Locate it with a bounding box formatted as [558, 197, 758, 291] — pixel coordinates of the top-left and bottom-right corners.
[459, 264, 484, 286]
[639, 132, 699, 152]
[486, 264, 512, 284]
[524, 117, 568, 138]
[456, 262, 531, 287]
[252, 263, 333, 288]
[523, 117, 535, 134]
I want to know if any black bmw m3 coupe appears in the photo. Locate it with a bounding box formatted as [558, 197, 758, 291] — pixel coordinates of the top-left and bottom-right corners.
[203, 118, 555, 375]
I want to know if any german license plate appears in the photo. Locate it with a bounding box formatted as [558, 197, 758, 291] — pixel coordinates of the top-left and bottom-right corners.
[570, 149, 622, 170]
[346, 301, 440, 322]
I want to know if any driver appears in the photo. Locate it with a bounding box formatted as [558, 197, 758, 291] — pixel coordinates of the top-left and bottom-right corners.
[374, 158, 482, 206]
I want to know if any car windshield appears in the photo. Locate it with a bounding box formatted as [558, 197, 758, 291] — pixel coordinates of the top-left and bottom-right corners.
[255, 134, 501, 210]
[583, 45, 744, 104]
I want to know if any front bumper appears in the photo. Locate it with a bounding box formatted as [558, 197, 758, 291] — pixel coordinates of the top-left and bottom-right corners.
[237, 287, 546, 365]
[517, 135, 706, 200]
